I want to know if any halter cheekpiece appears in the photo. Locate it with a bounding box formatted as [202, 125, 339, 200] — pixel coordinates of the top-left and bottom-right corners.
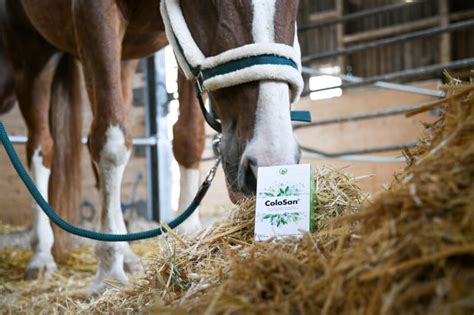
[160, 0, 311, 132]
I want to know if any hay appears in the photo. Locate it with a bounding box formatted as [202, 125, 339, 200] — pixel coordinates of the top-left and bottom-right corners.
[86, 79, 473, 314]
[0, 166, 366, 314]
[83, 166, 367, 314]
[0, 222, 28, 234]
[1, 78, 473, 314]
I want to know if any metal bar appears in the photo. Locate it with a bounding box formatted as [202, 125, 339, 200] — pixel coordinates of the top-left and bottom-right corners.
[8, 135, 158, 146]
[301, 151, 406, 163]
[343, 16, 440, 45]
[293, 100, 444, 130]
[369, 81, 445, 97]
[301, 19, 474, 63]
[299, 142, 416, 158]
[144, 56, 160, 221]
[131, 137, 158, 146]
[306, 58, 474, 94]
[6, 135, 28, 144]
[298, 2, 421, 32]
[301, 66, 444, 97]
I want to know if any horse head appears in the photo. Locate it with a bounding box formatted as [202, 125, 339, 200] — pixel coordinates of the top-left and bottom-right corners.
[172, 0, 301, 202]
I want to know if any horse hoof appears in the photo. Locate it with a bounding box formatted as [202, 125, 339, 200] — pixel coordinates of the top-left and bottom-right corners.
[24, 252, 58, 280]
[88, 282, 107, 296]
[90, 271, 129, 295]
[124, 255, 144, 274]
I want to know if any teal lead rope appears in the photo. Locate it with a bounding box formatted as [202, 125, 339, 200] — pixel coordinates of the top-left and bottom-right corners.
[0, 120, 219, 242]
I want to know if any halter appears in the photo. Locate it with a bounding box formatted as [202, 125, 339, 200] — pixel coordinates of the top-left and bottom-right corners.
[160, 0, 311, 132]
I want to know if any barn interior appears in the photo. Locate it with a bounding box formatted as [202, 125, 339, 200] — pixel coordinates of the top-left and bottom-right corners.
[1, 0, 473, 313]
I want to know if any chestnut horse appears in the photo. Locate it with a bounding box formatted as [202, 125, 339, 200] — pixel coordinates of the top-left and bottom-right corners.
[0, 40, 15, 115]
[1, 0, 301, 290]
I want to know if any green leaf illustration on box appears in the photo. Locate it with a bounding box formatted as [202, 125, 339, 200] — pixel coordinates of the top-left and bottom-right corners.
[259, 183, 306, 198]
[261, 212, 301, 227]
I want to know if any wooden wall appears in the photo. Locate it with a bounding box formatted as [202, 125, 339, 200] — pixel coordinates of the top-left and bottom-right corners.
[298, 0, 474, 78]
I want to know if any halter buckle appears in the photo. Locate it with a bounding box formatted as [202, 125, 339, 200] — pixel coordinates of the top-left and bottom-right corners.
[195, 72, 206, 95]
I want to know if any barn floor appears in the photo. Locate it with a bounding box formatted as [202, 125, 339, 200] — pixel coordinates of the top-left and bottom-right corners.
[0, 241, 158, 313]
[0, 208, 227, 313]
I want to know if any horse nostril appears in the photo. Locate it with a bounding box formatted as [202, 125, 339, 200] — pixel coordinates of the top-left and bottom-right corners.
[243, 164, 257, 193]
[240, 156, 258, 195]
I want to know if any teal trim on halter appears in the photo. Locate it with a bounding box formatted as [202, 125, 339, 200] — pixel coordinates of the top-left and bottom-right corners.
[201, 55, 298, 81]
[0, 121, 210, 242]
[290, 111, 312, 123]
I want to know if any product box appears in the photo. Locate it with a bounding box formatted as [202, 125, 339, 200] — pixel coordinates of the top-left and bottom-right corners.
[254, 164, 314, 241]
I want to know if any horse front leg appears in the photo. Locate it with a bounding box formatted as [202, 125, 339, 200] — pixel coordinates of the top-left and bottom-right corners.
[15, 55, 57, 280]
[173, 72, 205, 234]
[72, 0, 131, 290]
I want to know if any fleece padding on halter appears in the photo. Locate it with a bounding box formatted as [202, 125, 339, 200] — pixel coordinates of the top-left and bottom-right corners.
[160, 0, 304, 104]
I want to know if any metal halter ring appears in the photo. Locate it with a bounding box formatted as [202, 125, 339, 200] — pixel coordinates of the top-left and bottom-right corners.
[205, 134, 222, 184]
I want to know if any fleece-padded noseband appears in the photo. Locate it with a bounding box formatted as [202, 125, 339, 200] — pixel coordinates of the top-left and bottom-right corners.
[160, 0, 310, 132]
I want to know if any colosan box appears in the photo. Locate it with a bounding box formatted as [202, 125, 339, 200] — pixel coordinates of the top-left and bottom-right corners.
[254, 164, 314, 241]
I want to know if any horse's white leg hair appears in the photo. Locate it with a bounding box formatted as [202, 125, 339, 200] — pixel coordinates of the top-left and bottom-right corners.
[175, 166, 202, 234]
[25, 147, 57, 278]
[93, 125, 131, 289]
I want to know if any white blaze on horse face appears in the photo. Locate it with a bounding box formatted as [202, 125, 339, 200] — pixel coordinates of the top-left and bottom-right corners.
[94, 125, 131, 286]
[243, 0, 299, 172]
[245, 81, 298, 167]
[251, 0, 277, 43]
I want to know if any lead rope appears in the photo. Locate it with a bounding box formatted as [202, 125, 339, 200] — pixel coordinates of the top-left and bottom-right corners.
[0, 120, 221, 242]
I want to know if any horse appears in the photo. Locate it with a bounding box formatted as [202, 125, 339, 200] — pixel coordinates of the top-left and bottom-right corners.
[1, 0, 302, 291]
[0, 39, 15, 115]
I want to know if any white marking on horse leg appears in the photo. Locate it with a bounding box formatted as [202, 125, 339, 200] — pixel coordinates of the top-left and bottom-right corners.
[25, 147, 57, 279]
[175, 166, 202, 235]
[93, 125, 131, 289]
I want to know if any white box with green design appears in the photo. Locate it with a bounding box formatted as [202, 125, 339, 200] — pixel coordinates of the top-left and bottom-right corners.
[254, 164, 314, 241]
